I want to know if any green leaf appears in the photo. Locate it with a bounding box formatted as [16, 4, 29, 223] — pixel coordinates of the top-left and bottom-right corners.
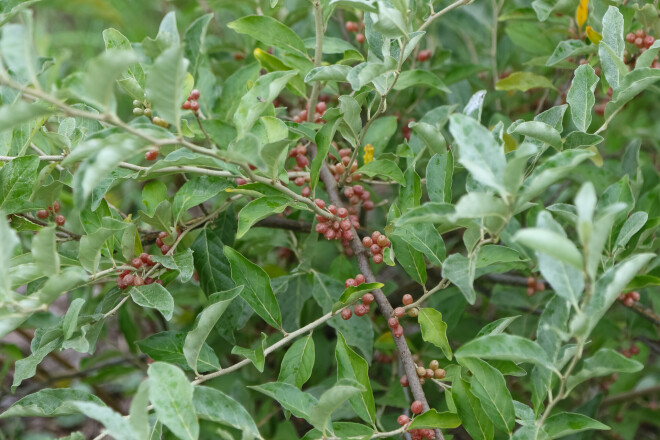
[310, 110, 341, 190]
[614, 211, 647, 249]
[136, 331, 220, 373]
[635, 39, 660, 69]
[357, 159, 405, 185]
[418, 308, 452, 360]
[0, 102, 51, 133]
[604, 68, 660, 118]
[146, 44, 189, 130]
[184, 286, 242, 375]
[426, 152, 453, 204]
[456, 334, 553, 370]
[566, 348, 643, 393]
[398, 168, 422, 213]
[335, 332, 376, 425]
[148, 362, 199, 440]
[231, 332, 268, 372]
[458, 357, 515, 434]
[129, 379, 151, 440]
[183, 14, 213, 77]
[172, 176, 231, 225]
[476, 316, 519, 338]
[408, 409, 461, 429]
[224, 246, 282, 330]
[395, 202, 455, 226]
[508, 121, 562, 150]
[152, 248, 195, 283]
[393, 69, 450, 93]
[228, 16, 308, 58]
[193, 386, 261, 439]
[102, 28, 145, 101]
[249, 381, 318, 420]
[83, 50, 139, 112]
[390, 236, 427, 285]
[12, 336, 63, 391]
[451, 376, 494, 440]
[130, 283, 174, 320]
[234, 70, 298, 137]
[191, 213, 236, 296]
[544, 413, 609, 439]
[332, 282, 384, 313]
[62, 298, 85, 340]
[305, 65, 351, 82]
[449, 114, 506, 196]
[567, 64, 599, 132]
[237, 196, 291, 239]
[0, 156, 40, 214]
[0, 389, 105, 418]
[329, 0, 377, 12]
[513, 228, 583, 270]
[391, 223, 446, 266]
[73, 402, 138, 440]
[31, 226, 59, 276]
[495, 72, 555, 92]
[308, 381, 364, 434]
[546, 40, 593, 66]
[598, 6, 625, 90]
[442, 253, 476, 305]
[278, 333, 315, 388]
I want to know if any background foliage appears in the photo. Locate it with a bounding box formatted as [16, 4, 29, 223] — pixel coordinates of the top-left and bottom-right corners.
[0, 0, 659, 439]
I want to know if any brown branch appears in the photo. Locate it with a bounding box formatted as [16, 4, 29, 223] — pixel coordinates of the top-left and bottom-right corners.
[316, 159, 444, 440]
[601, 385, 660, 406]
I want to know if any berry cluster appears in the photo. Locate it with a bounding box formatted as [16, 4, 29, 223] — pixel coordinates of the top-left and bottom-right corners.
[626, 30, 655, 50]
[397, 294, 419, 317]
[618, 290, 640, 307]
[116, 252, 161, 289]
[340, 274, 375, 320]
[416, 359, 446, 385]
[525, 276, 546, 296]
[145, 148, 159, 161]
[344, 184, 374, 211]
[181, 89, 201, 112]
[292, 99, 327, 124]
[621, 342, 640, 358]
[361, 231, 390, 265]
[345, 21, 364, 44]
[314, 199, 361, 251]
[600, 373, 618, 391]
[396, 402, 435, 439]
[133, 100, 169, 128]
[401, 118, 415, 141]
[289, 143, 312, 196]
[156, 230, 176, 255]
[328, 147, 362, 183]
[36, 201, 65, 226]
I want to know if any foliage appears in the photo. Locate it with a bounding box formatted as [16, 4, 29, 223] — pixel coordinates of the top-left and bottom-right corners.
[1, 0, 659, 439]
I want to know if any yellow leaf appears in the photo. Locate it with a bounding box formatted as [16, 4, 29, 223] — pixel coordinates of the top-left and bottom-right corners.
[363, 143, 374, 164]
[576, 0, 589, 28]
[586, 145, 603, 167]
[586, 26, 602, 44]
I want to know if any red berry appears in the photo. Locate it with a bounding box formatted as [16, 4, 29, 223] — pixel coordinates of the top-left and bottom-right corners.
[629, 291, 640, 301]
[341, 308, 352, 320]
[361, 293, 374, 305]
[160, 245, 171, 254]
[145, 277, 155, 285]
[123, 274, 134, 286]
[156, 237, 164, 247]
[394, 307, 405, 318]
[630, 344, 640, 355]
[636, 29, 645, 38]
[182, 100, 191, 110]
[376, 235, 389, 248]
[526, 287, 536, 296]
[535, 281, 545, 292]
[294, 176, 305, 186]
[635, 37, 644, 47]
[411, 400, 423, 414]
[301, 186, 311, 197]
[527, 276, 535, 287]
[55, 215, 65, 226]
[156, 279, 163, 285]
[133, 276, 144, 286]
[339, 148, 352, 157]
[145, 150, 159, 161]
[236, 178, 247, 185]
[355, 274, 366, 284]
[417, 49, 432, 62]
[371, 230, 381, 241]
[296, 154, 309, 167]
[370, 244, 382, 254]
[362, 236, 373, 247]
[355, 33, 365, 43]
[189, 89, 200, 100]
[626, 33, 636, 43]
[344, 187, 354, 198]
[388, 317, 399, 329]
[393, 325, 404, 338]
[624, 297, 634, 307]
[345, 21, 359, 32]
[372, 254, 383, 264]
[315, 199, 326, 209]
[340, 219, 352, 231]
[402, 294, 413, 306]
[52, 201, 60, 213]
[324, 229, 336, 240]
[190, 100, 200, 111]
[36, 210, 49, 219]
[345, 278, 357, 288]
[328, 204, 338, 214]
[400, 375, 409, 387]
[363, 200, 374, 210]
[131, 258, 143, 269]
[337, 207, 348, 218]
[397, 414, 410, 426]
[354, 303, 368, 316]
[315, 101, 326, 113]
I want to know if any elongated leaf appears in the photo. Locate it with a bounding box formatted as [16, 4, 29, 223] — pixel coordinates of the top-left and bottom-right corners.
[442, 253, 476, 305]
[426, 152, 453, 204]
[237, 196, 291, 239]
[357, 160, 406, 185]
[335, 332, 376, 425]
[408, 409, 461, 429]
[193, 386, 261, 439]
[278, 333, 315, 388]
[172, 176, 231, 225]
[31, 226, 59, 276]
[456, 334, 553, 370]
[130, 284, 174, 320]
[224, 246, 282, 330]
[451, 376, 494, 440]
[228, 16, 308, 58]
[249, 381, 318, 420]
[332, 282, 383, 313]
[495, 72, 555, 92]
[0, 389, 104, 418]
[508, 121, 562, 150]
[73, 402, 138, 440]
[146, 44, 189, 129]
[390, 236, 426, 285]
[136, 331, 220, 373]
[566, 348, 643, 393]
[514, 228, 583, 270]
[418, 308, 452, 360]
[567, 64, 599, 132]
[184, 286, 242, 374]
[308, 381, 363, 434]
[148, 362, 199, 440]
[598, 7, 625, 90]
[544, 412, 609, 439]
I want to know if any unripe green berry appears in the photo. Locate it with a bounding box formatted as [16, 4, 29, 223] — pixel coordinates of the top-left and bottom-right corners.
[133, 108, 144, 116]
